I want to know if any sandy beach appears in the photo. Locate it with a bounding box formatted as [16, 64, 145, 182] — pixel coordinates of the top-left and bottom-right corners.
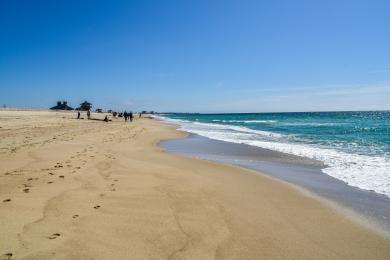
[0, 110, 389, 260]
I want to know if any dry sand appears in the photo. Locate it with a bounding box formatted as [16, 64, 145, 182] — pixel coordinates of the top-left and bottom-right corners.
[0, 110, 389, 259]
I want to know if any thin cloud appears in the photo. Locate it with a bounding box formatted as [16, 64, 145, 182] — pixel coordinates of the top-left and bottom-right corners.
[368, 69, 390, 74]
[198, 84, 390, 113]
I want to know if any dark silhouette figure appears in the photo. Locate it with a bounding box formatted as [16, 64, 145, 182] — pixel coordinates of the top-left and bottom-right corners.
[129, 112, 133, 122]
[124, 111, 128, 122]
[87, 110, 91, 120]
[139, 112, 142, 118]
[104, 115, 109, 122]
[77, 111, 81, 119]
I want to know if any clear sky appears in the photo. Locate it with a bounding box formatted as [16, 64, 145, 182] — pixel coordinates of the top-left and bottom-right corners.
[1, 0, 389, 112]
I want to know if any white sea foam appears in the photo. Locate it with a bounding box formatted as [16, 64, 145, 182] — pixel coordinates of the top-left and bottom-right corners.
[194, 122, 283, 137]
[159, 116, 390, 197]
[212, 119, 277, 123]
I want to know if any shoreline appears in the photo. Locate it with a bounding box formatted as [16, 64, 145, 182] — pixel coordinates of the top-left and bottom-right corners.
[1, 110, 389, 259]
[161, 132, 390, 237]
[158, 112, 390, 198]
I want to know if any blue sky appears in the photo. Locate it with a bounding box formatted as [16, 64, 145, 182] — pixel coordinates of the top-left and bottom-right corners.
[1, 0, 389, 112]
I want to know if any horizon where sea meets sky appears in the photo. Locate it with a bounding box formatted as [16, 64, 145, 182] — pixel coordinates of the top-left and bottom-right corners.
[0, 0, 389, 113]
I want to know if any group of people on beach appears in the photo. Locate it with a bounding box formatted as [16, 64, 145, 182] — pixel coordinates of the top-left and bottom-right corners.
[77, 110, 136, 122]
[123, 111, 133, 122]
[77, 111, 92, 120]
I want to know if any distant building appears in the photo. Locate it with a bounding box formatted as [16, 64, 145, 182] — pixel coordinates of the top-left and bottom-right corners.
[50, 101, 74, 110]
[77, 101, 92, 111]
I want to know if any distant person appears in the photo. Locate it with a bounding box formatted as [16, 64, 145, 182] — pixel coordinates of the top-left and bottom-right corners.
[77, 111, 80, 119]
[139, 112, 142, 118]
[104, 115, 109, 122]
[87, 110, 91, 120]
[129, 112, 133, 122]
[124, 111, 128, 122]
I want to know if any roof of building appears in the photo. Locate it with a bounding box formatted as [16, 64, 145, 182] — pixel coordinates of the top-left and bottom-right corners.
[50, 101, 74, 110]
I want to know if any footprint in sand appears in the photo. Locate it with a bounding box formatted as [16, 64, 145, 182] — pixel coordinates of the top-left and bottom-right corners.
[23, 188, 29, 193]
[93, 205, 101, 209]
[59, 175, 64, 178]
[48, 233, 61, 239]
[48, 172, 55, 175]
[27, 178, 33, 181]
[2, 199, 11, 203]
[47, 181, 53, 184]
[72, 214, 79, 219]
[54, 163, 63, 168]
[2, 253, 13, 259]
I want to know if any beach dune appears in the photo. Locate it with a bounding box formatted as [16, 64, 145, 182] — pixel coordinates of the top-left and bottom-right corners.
[0, 110, 389, 259]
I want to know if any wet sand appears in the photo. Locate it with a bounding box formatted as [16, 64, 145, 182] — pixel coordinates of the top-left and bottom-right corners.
[1, 110, 390, 259]
[162, 134, 390, 236]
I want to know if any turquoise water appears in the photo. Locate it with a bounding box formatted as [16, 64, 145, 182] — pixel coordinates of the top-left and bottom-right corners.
[159, 111, 390, 197]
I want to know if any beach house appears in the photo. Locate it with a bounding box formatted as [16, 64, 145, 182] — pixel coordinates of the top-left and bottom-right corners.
[50, 101, 74, 110]
[77, 101, 92, 111]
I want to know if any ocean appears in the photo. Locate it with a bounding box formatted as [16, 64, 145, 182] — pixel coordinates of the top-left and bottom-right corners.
[159, 111, 390, 197]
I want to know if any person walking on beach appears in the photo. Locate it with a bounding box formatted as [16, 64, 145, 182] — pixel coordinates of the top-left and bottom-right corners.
[77, 111, 81, 119]
[129, 112, 133, 122]
[87, 110, 91, 120]
[124, 111, 128, 122]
